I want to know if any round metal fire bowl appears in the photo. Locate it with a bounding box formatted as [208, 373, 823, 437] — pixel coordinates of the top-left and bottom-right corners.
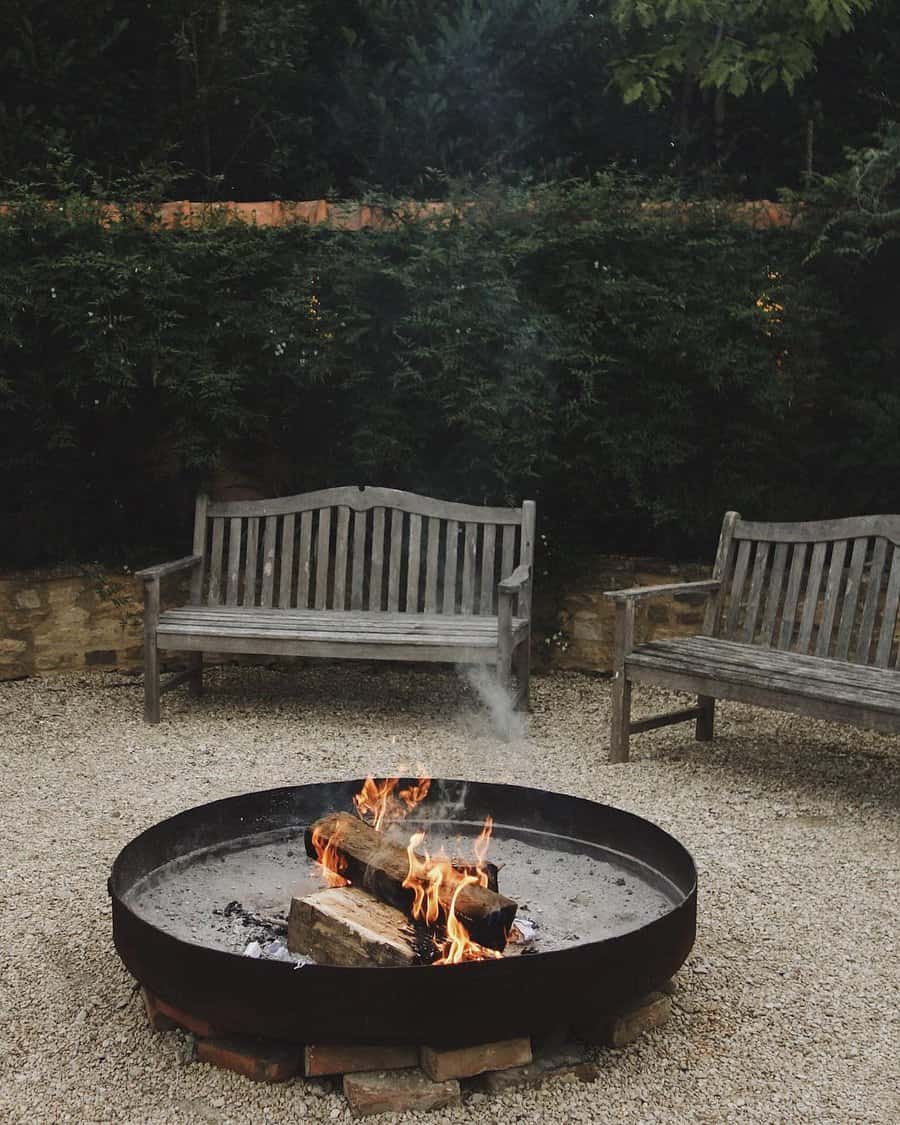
[110, 779, 696, 1047]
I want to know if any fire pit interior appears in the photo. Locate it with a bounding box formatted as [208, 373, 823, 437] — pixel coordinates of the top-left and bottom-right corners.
[110, 778, 696, 1048]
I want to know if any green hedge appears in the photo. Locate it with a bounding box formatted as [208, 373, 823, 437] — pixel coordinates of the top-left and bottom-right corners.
[1, 179, 896, 569]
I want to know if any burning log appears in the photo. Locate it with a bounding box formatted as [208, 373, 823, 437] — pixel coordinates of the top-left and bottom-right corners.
[304, 812, 516, 952]
[450, 859, 499, 893]
[287, 887, 423, 967]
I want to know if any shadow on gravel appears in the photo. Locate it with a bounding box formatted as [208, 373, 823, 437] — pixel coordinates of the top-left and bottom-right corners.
[157, 662, 485, 720]
[651, 720, 900, 811]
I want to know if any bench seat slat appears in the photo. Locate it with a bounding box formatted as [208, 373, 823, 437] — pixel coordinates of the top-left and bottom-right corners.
[158, 635, 507, 664]
[627, 636, 900, 709]
[159, 627, 522, 647]
[158, 606, 527, 647]
[159, 627, 516, 646]
[159, 606, 517, 635]
[626, 663, 900, 735]
[638, 633, 900, 690]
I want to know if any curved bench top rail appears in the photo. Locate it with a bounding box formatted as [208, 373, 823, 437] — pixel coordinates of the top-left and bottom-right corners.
[734, 514, 900, 545]
[206, 486, 528, 524]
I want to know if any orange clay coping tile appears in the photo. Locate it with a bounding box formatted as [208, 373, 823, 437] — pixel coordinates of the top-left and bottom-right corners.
[0, 198, 797, 231]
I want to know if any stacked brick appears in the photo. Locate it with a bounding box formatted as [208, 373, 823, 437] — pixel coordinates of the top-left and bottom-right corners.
[141, 985, 673, 1115]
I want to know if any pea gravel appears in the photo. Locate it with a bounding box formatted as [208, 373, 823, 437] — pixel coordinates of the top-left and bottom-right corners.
[0, 663, 897, 1125]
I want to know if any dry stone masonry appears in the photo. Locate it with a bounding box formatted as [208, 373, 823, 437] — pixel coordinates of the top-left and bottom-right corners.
[0, 556, 709, 681]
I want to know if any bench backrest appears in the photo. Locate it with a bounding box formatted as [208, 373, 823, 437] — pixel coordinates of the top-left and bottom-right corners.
[706, 513, 900, 667]
[190, 487, 536, 618]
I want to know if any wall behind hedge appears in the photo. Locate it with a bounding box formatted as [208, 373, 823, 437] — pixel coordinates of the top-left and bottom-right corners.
[1, 179, 895, 570]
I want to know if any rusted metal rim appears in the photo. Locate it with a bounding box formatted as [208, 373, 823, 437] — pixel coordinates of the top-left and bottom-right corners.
[110, 779, 696, 1046]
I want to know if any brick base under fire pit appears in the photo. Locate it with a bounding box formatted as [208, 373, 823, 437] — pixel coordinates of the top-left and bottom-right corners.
[140, 985, 674, 1114]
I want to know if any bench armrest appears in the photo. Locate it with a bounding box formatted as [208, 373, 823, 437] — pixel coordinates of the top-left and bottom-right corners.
[498, 564, 532, 669]
[604, 579, 720, 602]
[498, 564, 531, 595]
[135, 555, 202, 582]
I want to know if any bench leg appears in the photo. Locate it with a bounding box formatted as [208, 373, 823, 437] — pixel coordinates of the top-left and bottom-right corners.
[144, 637, 161, 724]
[609, 671, 632, 763]
[695, 695, 715, 741]
[187, 652, 204, 696]
[490, 643, 515, 740]
[497, 595, 514, 724]
[513, 638, 530, 712]
[609, 599, 635, 763]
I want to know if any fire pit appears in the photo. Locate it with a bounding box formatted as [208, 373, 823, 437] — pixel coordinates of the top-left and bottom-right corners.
[110, 778, 696, 1048]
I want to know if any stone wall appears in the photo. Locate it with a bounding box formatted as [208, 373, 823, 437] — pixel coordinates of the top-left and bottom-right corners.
[531, 556, 709, 672]
[0, 567, 144, 679]
[0, 555, 709, 681]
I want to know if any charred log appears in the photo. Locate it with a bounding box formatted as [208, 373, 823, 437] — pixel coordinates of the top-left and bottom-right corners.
[304, 812, 516, 951]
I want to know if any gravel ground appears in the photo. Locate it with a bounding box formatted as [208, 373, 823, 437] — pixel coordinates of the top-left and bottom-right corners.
[1, 663, 898, 1125]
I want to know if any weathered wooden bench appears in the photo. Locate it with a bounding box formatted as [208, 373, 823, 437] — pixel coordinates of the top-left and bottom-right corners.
[605, 512, 900, 761]
[137, 486, 535, 723]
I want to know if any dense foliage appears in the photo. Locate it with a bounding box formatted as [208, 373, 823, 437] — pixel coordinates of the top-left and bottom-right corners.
[3, 174, 898, 568]
[1, 1, 897, 200]
[2, 3, 898, 569]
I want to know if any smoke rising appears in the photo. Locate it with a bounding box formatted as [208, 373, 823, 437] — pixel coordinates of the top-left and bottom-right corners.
[459, 665, 527, 743]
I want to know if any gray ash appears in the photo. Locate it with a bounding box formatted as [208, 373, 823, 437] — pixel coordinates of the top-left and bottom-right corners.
[125, 821, 680, 959]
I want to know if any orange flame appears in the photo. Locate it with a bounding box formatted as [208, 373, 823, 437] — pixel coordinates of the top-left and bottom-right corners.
[473, 814, 493, 888]
[433, 874, 504, 965]
[310, 820, 349, 888]
[399, 777, 432, 811]
[402, 831, 430, 918]
[424, 865, 445, 928]
[401, 816, 504, 964]
[353, 775, 431, 831]
[345, 776, 504, 963]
